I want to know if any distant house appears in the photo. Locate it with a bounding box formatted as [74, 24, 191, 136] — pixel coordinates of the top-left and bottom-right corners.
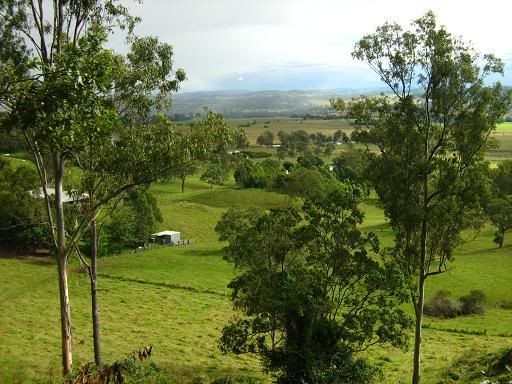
[29, 188, 89, 204]
[151, 230, 181, 245]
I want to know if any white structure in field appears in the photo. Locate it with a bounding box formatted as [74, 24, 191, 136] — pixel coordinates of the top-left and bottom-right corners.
[151, 230, 181, 244]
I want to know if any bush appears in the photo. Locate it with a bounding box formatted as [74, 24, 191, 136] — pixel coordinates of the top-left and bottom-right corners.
[240, 150, 272, 159]
[424, 290, 486, 318]
[234, 159, 281, 189]
[424, 290, 460, 318]
[459, 290, 486, 315]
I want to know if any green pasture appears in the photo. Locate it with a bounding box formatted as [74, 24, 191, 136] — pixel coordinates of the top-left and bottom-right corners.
[1, 171, 512, 384]
[2, 120, 512, 383]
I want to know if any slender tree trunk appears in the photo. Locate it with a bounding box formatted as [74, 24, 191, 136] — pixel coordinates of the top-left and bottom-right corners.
[412, 273, 426, 384]
[181, 176, 185, 193]
[413, 166, 429, 384]
[54, 155, 73, 376]
[90, 218, 102, 366]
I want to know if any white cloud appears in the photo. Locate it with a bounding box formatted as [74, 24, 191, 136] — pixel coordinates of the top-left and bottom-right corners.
[122, 0, 512, 91]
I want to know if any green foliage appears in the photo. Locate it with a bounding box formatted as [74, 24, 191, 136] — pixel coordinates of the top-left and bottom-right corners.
[0, 129, 27, 153]
[486, 197, 512, 247]
[235, 130, 250, 148]
[104, 189, 162, 251]
[333, 12, 512, 381]
[333, 9, 511, 305]
[332, 148, 369, 187]
[296, 152, 324, 169]
[201, 162, 229, 188]
[234, 159, 282, 189]
[216, 186, 411, 383]
[488, 161, 512, 246]
[256, 131, 274, 147]
[277, 130, 311, 156]
[0, 159, 49, 246]
[281, 167, 335, 201]
[240, 151, 272, 159]
[424, 291, 461, 318]
[492, 160, 512, 197]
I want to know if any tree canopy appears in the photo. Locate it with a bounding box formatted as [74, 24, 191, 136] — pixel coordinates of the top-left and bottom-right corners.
[216, 186, 411, 384]
[331, 11, 512, 384]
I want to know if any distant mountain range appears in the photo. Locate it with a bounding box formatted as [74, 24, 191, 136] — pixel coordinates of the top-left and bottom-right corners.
[168, 88, 388, 119]
[168, 87, 512, 120]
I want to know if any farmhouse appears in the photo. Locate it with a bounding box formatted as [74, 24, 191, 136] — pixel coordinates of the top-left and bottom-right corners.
[151, 230, 181, 245]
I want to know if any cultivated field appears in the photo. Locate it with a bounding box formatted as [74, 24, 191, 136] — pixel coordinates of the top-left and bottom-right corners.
[1, 120, 512, 383]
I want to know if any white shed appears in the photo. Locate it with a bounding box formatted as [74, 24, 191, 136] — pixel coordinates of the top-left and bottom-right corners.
[151, 230, 181, 245]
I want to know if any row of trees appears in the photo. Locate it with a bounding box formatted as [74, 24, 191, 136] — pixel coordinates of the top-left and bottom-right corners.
[0, 0, 235, 376]
[255, 129, 349, 158]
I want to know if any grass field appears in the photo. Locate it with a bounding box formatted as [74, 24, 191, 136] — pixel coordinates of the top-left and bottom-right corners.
[1, 120, 512, 383]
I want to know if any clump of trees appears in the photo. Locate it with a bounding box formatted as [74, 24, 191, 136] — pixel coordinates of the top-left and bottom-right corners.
[216, 185, 411, 384]
[331, 149, 369, 186]
[234, 158, 282, 189]
[102, 189, 162, 253]
[256, 130, 275, 147]
[332, 11, 512, 384]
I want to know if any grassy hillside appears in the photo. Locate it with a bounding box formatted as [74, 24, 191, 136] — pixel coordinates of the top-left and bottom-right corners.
[1, 172, 512, 383]
[1, 120, 512, 383]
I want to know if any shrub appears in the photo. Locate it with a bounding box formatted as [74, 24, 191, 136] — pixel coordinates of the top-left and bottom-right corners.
[424, 290, 460, 318]
[459, 290, 486, 315]
[424, 290, 487, 318]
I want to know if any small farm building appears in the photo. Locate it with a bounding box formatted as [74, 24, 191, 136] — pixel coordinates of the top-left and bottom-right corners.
[151, 230, 181, 244]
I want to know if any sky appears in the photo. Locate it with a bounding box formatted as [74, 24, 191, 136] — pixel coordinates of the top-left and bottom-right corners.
[119, 0, 512, 92]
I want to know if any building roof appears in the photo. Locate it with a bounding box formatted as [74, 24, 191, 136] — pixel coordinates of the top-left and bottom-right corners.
[151, 230, 180, 237]
[29, 188, 89, 203]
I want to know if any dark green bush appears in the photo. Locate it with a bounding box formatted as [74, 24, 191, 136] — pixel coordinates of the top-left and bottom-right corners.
[459, 290, 486, 315]
[424, 290, 460, 318]
[425, 290, 487, 318]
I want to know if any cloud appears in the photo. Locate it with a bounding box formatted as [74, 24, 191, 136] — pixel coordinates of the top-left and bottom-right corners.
[237, 76, 244, 81]
[123, 0, 512, 91]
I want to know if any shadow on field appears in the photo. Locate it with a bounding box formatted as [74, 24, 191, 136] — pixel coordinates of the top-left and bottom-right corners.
[98, 273, 225, 296]
[0, 253, 54, 267]
[362, 223, 390, 233]
[177, 248, 222, 258]
[156, 361, 266, 384]
[457, 243, 512, 257]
